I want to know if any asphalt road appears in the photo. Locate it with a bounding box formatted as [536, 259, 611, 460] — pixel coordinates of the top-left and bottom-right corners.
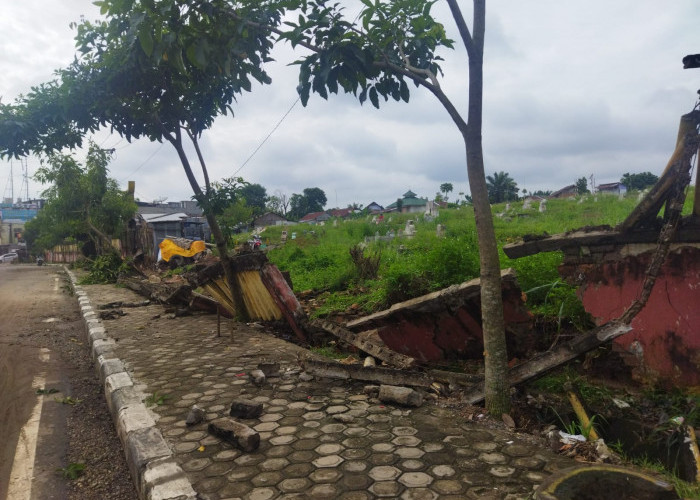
[0, 264, 135, 500]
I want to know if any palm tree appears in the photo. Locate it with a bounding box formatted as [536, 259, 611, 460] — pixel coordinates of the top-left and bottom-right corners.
[486, 171, 518, 203]
[439, 182, 454, 201]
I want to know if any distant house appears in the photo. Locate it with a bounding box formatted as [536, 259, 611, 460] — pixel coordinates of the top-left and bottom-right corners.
[597, 182, 627, 196]
[329, 208, 353, 218]
[549, 185, 577, 199]
[299, 211, 332, 224]
[385, 190, 428, 214]
[253, 212, 291, 227]
[366, 201, 384, 213]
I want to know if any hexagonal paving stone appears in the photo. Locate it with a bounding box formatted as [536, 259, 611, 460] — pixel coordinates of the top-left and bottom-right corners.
[513, 456, 545, 470]
[234, 454, 266, 466]
[203, 462, 232, 477]
[282, 462, 314, 478]
[400, 459, 426, 471]
[370, 481, 404, 498]
[288, 450, 317, 463]
[392, 426, 418, 436]
[213, 449, 240, 461]
[320, 423, 347, 434]
[326, 405, 349, 415]
[421, 443, 444, 453]
[392, 436, 421, 447]
[227, 466, 258, 481]
[372, 442, 396, 453]
[400, 487, 438, 500]
[430, 479, 465, 495]
[259, 458, 290, 472]
[369, 453, 397, 466]
[473, 441, 498, 452]
[343, 427, 370, 437]
[264, 445, 294, 458]
[309, 468, 343, 483]
[309, 483, 339, 498]
[269, 435, 297, 446]
[251, 471, 284, 487]
[395, 447, 425, 459]
[342, 437, 371, 449]
[398, 472, 434, 488]
[312, 454, 344, 468]
[302, 411, 325, 421]
[341, 448, 370, 460]
[276, 477, 311, 494]
[369, 465, 402, 481]
[342, 460, 368, 473]
[479, 452, 507, 464]
[254, 422, 280, 432]
[275, 426, 298, 435]
[182, 458, 212, 472]
[315, 443, 344, 455]
[245, 487, 279, 500]
[429, 464, 455, 478]
[488, 465, 516, 478]
[259, 413, 283, 422]
[340, 473, 373, 491]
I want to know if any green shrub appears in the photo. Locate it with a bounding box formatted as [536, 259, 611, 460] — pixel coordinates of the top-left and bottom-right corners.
[78, 253, 128, 284]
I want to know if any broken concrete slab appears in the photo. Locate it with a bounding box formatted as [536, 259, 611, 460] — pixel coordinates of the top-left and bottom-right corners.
[378, 385, 423, 407]
[208, 418, 260, 452]
[229, 399, 263, 419]
[346, 269, 533, 363]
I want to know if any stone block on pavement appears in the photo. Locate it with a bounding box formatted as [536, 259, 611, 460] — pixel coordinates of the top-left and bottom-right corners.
[230, 399, 264, 419]
[378, 384, 423, 407]
[208, 418, 260, 452]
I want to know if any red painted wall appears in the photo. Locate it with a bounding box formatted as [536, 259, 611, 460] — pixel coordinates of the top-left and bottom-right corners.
[577, 246, 700, 387]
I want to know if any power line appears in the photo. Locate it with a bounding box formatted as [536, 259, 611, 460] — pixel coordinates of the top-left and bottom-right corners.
[119, 143, 164, 183]
[233, 97, 300, 176]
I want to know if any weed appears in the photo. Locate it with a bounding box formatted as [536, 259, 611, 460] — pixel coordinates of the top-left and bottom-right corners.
[78, 253, 129, 285]
[144, 391, 171, 407]
[54, 396, 82, 405]
[56, 462, 86, 480]
[310, 344, 347, 360]
[36, 388, 59, 395]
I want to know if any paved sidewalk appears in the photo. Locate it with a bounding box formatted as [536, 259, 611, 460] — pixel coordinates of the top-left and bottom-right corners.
[71, 275, 576, 500]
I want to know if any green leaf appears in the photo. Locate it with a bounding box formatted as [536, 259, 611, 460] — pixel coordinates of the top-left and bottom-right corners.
[138, 27, 154, 57]
[369, 86, 379, 108]
[399, 79, 409, 102]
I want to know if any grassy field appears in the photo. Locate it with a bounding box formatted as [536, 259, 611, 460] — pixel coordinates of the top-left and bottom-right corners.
[255, 187, 695, 329]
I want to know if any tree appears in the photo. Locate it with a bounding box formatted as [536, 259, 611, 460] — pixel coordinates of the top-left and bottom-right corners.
[620, 172, 659, 191]
[575, 177, 589, 195]
[0, 0, 286, 321]
[239, 183, 268, 215]
[486, 171, 519, 204]
[267, 189, 290, 215]
[283, 0, 511, 413]
[440, 182, 454, 201]
[24, 142, 135, 255]
[303, 187, 327, 212]
[288, 187, 327, 219]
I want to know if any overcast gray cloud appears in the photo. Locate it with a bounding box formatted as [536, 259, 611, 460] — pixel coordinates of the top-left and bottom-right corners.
[1, 1, 698, 208]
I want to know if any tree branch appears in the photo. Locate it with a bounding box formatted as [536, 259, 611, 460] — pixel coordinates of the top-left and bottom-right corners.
[446, 0, 476, 60]
[185, 126, 211, 192]
[397, 45, 440, 89]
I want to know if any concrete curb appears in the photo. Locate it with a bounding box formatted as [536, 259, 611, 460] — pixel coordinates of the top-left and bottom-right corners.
[66, 268, 196, 500]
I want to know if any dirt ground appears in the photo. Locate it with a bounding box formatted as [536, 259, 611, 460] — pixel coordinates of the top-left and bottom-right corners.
[0, 264, 135, 499]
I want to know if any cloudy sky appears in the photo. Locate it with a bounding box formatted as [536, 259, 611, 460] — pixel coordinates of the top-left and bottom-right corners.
[1, 1, 698, 209]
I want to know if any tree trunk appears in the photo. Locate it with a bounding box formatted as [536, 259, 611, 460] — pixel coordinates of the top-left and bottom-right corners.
[169, 135, 250, 321]
[464, 0, 510, 416]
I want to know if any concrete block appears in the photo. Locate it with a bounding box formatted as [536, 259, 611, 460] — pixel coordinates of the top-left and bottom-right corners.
[378, 384, 423, 407]
[230, 399, 263, 419]
[208, 418, 260, 452]
[142, 458, 196, 500]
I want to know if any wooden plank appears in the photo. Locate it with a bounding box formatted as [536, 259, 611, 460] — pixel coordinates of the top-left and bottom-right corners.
[462, 322, 633, 404]
[347, 269, 517, 330]
[311, 320, 416, 369]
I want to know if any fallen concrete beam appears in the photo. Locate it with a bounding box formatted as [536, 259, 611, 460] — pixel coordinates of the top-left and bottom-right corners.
[310, 319, 416, 369]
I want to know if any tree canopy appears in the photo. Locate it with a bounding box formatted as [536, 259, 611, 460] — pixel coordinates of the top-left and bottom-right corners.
[575, 176, 589, 195]
[620, 171, 659, 191]
[486, 171, 518, 203]
[289, 187, 327, 219]
[24, 142, 136, 255]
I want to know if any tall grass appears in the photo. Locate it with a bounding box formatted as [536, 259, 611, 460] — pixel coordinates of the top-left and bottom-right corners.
[264, 189, 688, 322]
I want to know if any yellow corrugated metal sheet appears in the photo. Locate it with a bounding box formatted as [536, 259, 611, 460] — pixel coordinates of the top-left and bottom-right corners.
[202, 272, 282, 321]
[237, 270, 282, 321]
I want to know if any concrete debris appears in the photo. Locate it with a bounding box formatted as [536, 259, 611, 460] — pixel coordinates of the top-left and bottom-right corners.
[185, 405, 206, 426]
[363, 385, 380, 396]
[208, 418, 260, 452]
[229, 399, 263, 419]
[298, 372, 314, 382]
[378, 384, 423, 408]
[249, 369, 266, 386]
[257, 361, 280, 377]
[363, 356, 376, 368]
